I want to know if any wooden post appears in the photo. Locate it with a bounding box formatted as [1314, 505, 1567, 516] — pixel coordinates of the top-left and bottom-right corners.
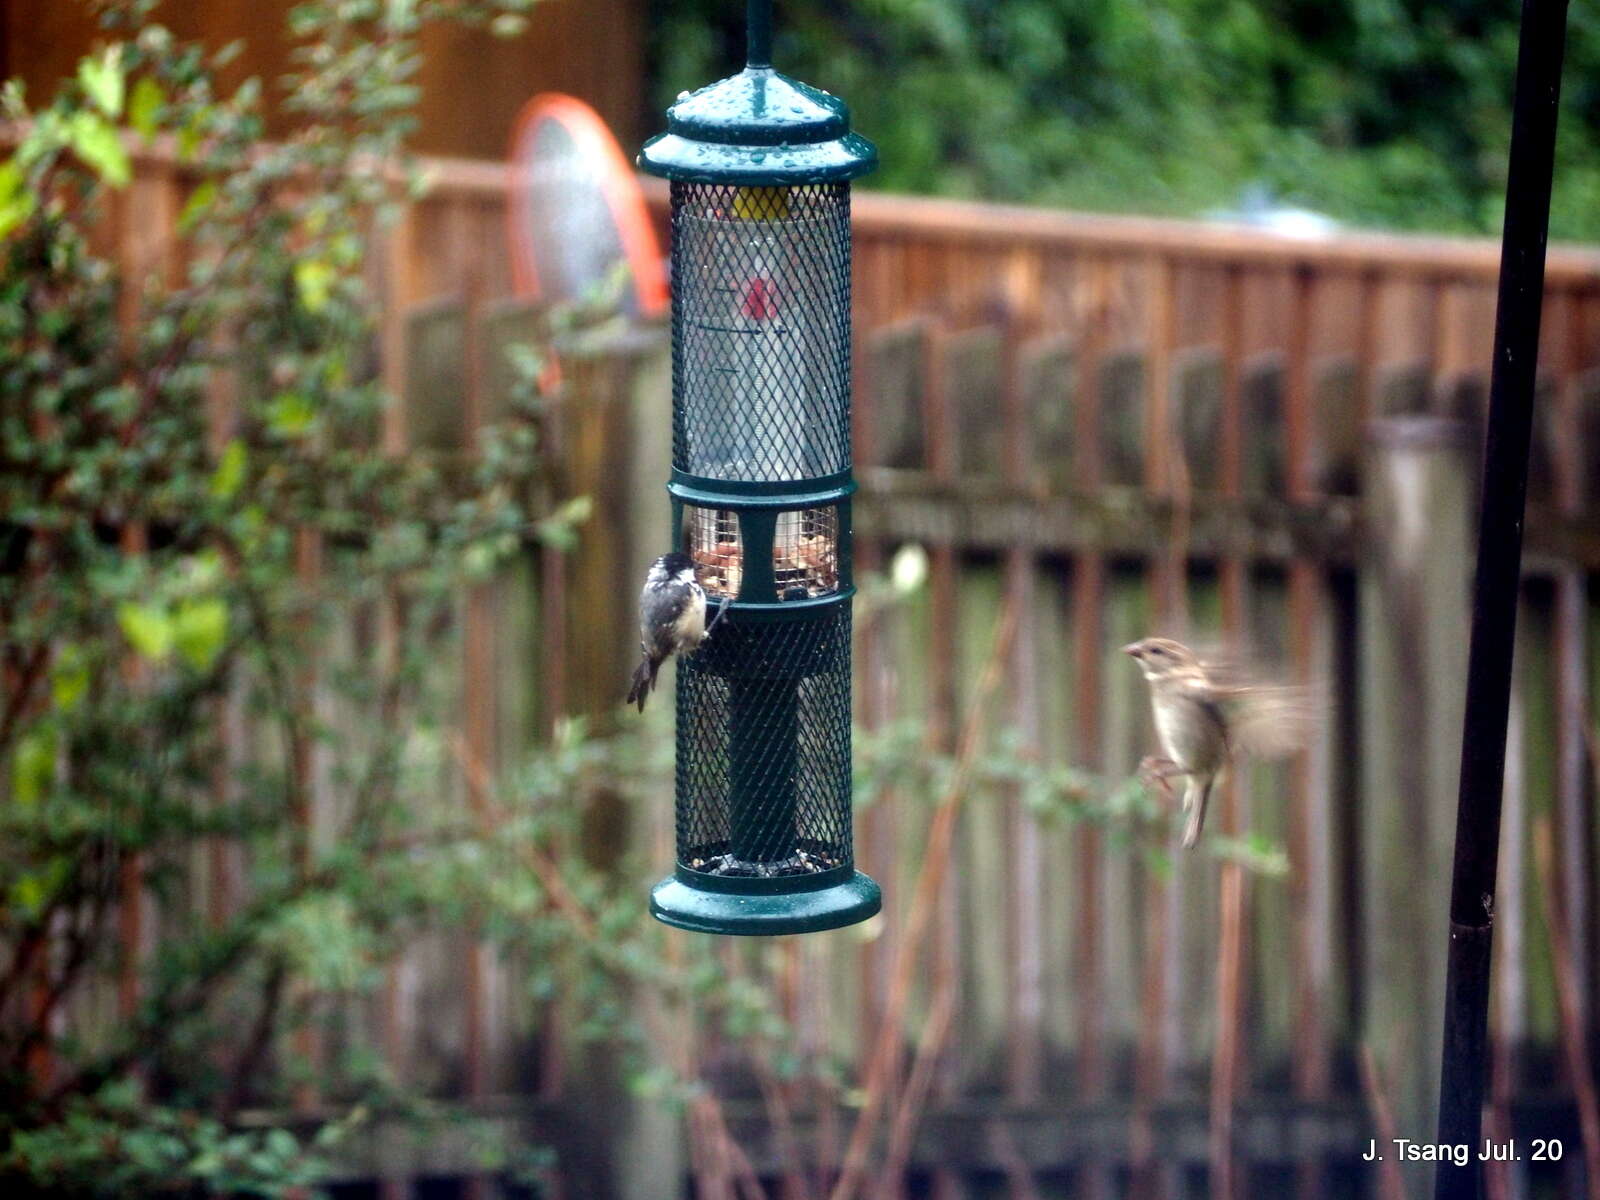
[555, 329, 660, 727]
[558, 324, 682, 1200]
[1211, 263, 1248, 1200]
[375, 209, 416, 1200]
[1286, 266, 1331, 1200]
[112, 161, 182, 1087]
[1134, 252, 1178, 1200]
[1073, 255, 1110, 1200]
[1360, 416, 1474, 1194]
[1001, 321, 1046, 1108]
[1552, 289, 1590, 1022]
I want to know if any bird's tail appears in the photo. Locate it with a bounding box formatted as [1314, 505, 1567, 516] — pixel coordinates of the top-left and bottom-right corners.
[625, 656, 660, 713]
[1182, 775, 1213, 850]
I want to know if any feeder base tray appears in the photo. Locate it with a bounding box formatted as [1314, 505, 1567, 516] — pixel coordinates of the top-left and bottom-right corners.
[650, 870, 880, 936]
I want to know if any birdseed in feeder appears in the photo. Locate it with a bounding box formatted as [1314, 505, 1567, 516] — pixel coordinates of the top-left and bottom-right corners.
[688, 505, 840, 601]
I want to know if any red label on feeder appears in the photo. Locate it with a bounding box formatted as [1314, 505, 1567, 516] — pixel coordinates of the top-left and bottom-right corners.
[741, 277, 779, 320]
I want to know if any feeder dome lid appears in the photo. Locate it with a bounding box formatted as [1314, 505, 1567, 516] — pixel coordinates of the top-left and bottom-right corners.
[639, 67, 877, 185]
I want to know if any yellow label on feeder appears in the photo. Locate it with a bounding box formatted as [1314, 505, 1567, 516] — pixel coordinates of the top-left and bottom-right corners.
[732, 186, 789, 220]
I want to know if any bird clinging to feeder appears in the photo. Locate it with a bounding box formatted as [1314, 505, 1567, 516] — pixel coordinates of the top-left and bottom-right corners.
[627, 551, 730, 713]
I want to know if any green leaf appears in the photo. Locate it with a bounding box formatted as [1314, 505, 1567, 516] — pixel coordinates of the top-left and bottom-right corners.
[1, 79, 26, 121]
[178, 179, 217, 232]
[536, 495, 593, 550]
[78, 45, 124, 118]
[293, 259, 336, 313]
[183, 548, 225, 591]
[176, 119, 203, 161]
[128, 76, 163, 140]
[13, 872, 48, 917]
[16, 110, 66, 167]
[267, 392, 316, 437]
[0, 159, 35, 240]
[67, 111, 130, 187]
[117, 600, 173, 660]
[11, 859, 68, 918]
[11, 726, 56, 809]
[209, 438, 246, 498]
[172, 597, 228, 671]
[384, 0, 418, 32]
[50, 645, 89, 713]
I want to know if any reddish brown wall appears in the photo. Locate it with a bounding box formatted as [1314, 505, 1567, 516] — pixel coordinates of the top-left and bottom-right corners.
[0, 0, 643, 160]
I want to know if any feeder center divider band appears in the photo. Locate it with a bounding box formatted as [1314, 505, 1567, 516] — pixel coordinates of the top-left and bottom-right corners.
[639, 38, 879, 936]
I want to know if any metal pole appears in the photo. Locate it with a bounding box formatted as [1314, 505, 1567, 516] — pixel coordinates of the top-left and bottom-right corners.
[747, 0, 772, 68]
[1435, 0, 1568, 1194]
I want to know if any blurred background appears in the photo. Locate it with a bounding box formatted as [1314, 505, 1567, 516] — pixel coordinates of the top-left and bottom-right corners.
[4, 1, 1600, 1198]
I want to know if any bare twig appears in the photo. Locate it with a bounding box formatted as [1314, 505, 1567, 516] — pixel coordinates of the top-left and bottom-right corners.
[875, 966, 956, 1190]
[992, 1120, 1044, 1200]
[222, 960, 289, 1121]
[1484, 1042, 1515, 1200]
[1358, 1044, 1408, 1200]
[688, 1092, 765, 1200]
[753, 1041, 814, 1200]
[7, 882, 111, 1075]
[447, 730, 602, 941]
[0, 644, 49, 750]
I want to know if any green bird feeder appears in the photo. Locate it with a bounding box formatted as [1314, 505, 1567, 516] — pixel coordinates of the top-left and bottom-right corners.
[639, 0, 880, 935]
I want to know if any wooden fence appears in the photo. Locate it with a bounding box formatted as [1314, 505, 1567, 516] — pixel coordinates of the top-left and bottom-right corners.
[65, 153, 1600, 1197]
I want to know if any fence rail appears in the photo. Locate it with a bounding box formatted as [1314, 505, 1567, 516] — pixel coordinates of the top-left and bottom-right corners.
[32, 149, 1600, 1198]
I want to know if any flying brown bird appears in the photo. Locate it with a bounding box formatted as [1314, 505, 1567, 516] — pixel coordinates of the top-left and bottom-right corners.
[1123, 637, 1315, 849]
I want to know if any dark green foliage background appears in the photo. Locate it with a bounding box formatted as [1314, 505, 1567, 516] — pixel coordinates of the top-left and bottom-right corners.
[651, 0, 1600, 238]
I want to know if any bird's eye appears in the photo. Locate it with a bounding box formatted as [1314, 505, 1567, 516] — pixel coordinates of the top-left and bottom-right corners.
[1150, 647, 1164, 657]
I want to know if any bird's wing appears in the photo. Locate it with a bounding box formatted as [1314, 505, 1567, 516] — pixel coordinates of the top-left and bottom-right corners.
[1173, 675, 1232, 750]
[641, 584, 694, 655]
[1212, 681, 1321, 760]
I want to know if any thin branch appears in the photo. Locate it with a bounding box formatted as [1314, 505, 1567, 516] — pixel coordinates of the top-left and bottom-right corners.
[752, 1043, 814, 1200]
[1358, 1044, 1408, 1200]
[222, 959, 289, 1122]
[37, 857, 358, 1115]
[692, 1091, 767, 1200]
[0, 643, 49, 750]
[992, 1121, 1044, 1200]
[874, 965, 956, 1190]
[10, 881, 111, 1060]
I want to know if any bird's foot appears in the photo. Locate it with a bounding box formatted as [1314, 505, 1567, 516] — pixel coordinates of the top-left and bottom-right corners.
[1137, 755, 1181, 803]
[705, 594, 731, 637]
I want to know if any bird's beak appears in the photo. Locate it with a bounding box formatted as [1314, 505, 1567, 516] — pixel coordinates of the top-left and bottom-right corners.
[1122, 642, 1142, 658]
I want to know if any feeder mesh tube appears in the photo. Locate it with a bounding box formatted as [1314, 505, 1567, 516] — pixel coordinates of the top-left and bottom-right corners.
[672, 185, 851, 482]
[667, 183, 856, 888]
[673, 598, 853, 877]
